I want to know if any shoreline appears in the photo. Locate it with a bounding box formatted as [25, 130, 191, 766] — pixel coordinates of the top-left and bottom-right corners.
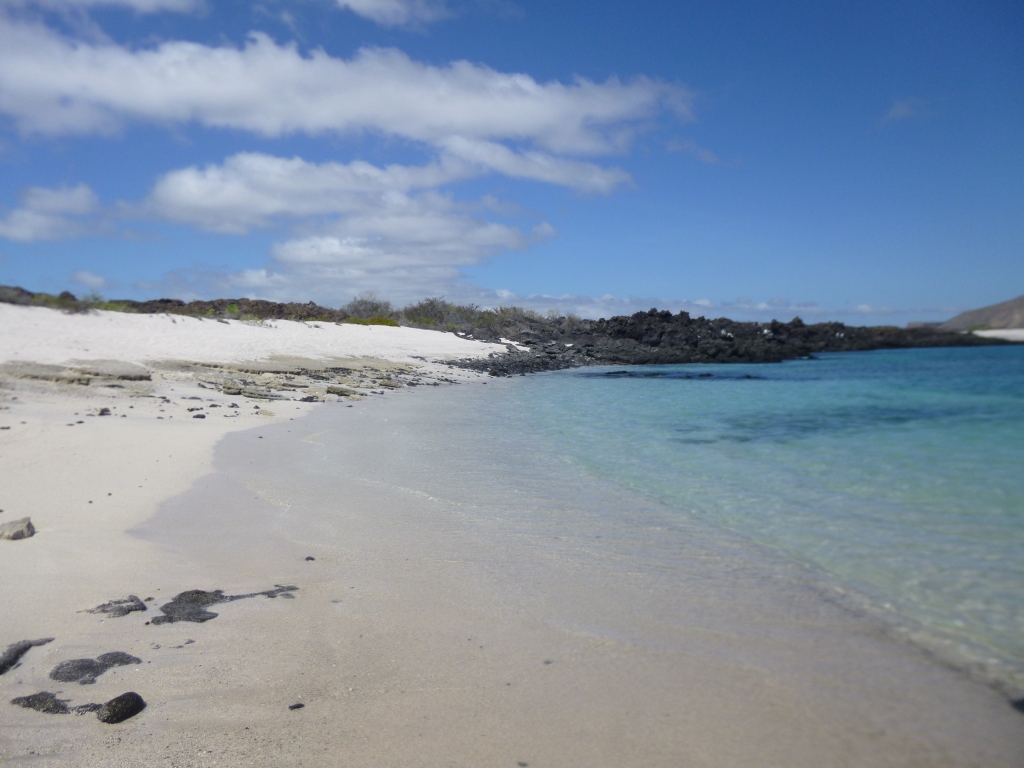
[2, 305, 1023, 765]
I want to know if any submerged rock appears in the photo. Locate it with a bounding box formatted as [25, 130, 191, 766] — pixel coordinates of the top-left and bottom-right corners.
[85, 595, 147, 618]
[0, 517, 35, 540]
[96, 692, 146, 723]
[50, 652, 141, 684]
[0, 638, 53, 675]
[151, 585, 299, 625]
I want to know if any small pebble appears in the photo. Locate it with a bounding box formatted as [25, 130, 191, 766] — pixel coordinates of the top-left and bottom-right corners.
[305, 556, 315, 561]
[288, 702, 304, 710]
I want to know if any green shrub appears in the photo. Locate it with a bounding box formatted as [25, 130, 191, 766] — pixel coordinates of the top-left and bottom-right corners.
[342, 292, 395, 319]
[343, 316, 399, 327]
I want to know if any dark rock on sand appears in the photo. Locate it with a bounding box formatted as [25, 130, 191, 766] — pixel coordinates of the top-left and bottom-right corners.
[50, 652, 141, 684]
[1012, 698, 1024, 714]
[151, 585, 299, 625]
[0, 517, 35, 540]
[96, 692, 146, 723]
[12, 691, 73, 714]
[0, 638, 54, 675]
[86, 595, 147, 618]
[288, 702, 304, 710]
[305, 556, 315, 561]
[11, 690, 106, 716]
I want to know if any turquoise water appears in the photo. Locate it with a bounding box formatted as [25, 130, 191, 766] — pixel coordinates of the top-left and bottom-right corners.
[502, 346, 1024, 690]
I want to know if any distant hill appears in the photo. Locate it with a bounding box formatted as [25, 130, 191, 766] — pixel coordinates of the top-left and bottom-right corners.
[941, 295, 1024, 330]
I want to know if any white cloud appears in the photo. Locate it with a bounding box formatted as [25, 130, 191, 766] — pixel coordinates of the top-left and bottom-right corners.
[72, 269, 107, 290]
[147, 184, 557, 304]
[258, 189, 550, 300]
[144, 148, 629, 235]
[439, 137, 631, 193]
[335, 0, 447, 26]
[0, 0, 200, 12]
[145, 152, 475, 233]
[0, 183, 99, 241]
[0, 20, 690, 152]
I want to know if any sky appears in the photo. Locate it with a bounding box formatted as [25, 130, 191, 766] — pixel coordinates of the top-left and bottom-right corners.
[0, 0, 1021, 323]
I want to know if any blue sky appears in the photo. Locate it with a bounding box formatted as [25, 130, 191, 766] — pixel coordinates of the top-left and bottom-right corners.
[0, 0, 1020, 323]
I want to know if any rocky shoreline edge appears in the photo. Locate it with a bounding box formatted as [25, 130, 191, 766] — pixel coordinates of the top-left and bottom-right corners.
[453, 309, 1013, 376]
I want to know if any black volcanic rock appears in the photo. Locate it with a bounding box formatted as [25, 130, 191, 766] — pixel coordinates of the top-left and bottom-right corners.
[0, 638, 54, 675]
[96, 692, 146, 723]
[86, 595, 147, 618]
[151, 585, 298, 625]
[50, 652, 141, 684]
[453, 310, 1013, 376]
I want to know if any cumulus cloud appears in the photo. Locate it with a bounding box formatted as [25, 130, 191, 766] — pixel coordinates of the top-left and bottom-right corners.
[144, 149, 628, 235]
[0, 20, 690, 150]
[0, 183, 99, 241]
[145, 152, 474, 233]
[439, 137, 631, 193]
[335, 0, 447, 26]
[235, 190, 553, 301]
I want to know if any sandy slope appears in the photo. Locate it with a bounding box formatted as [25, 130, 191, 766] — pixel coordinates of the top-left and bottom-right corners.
[0, 304, 513, 366]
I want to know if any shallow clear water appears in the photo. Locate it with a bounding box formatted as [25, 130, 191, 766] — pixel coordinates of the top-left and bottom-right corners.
[498, 346, 1024, 689]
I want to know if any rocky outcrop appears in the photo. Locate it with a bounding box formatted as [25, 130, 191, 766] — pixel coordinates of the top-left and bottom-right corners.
[454, 310, 1014, 376]
[0, 517, 35, 540]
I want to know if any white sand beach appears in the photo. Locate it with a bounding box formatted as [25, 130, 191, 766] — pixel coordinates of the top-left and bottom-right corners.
[976, 328, 1024, 342]
[2, 304, 1023, 767]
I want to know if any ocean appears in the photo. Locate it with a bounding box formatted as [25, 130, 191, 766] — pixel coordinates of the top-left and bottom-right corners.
[491, 345, 1024, 693]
